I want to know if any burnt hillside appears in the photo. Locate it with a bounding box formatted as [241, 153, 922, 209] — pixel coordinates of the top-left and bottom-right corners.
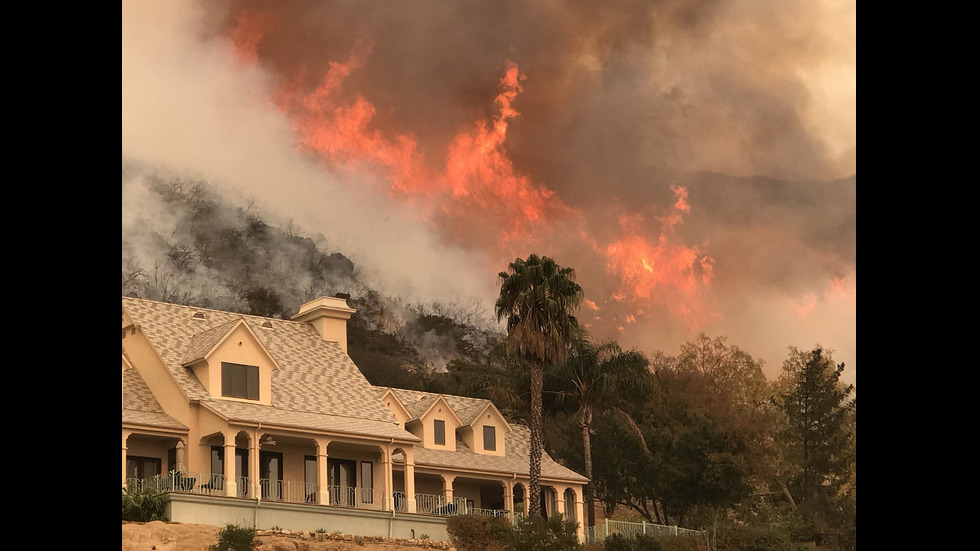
[122, 158, 501, 389]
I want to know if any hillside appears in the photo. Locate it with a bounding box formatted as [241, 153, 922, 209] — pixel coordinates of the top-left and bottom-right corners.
[122, 158, 502, 391]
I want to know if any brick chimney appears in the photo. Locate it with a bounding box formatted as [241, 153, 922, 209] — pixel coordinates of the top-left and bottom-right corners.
[291, 294, 357, 353]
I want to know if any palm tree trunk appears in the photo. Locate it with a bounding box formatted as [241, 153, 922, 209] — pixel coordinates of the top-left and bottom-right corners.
[581, 405, 595, 528]
[528, 363, 544, 518]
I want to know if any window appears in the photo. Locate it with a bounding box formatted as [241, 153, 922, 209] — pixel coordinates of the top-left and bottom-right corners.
[305, 456, 318, 503]
[361, 461, 374, 503]
[483, 425, 496, 451]
[260, 451, 283, 499]
[434, 419, 446, 445]
[210, 446, 248, 493]
[126, 456, 161, 480]
[221, 362, 259, 400]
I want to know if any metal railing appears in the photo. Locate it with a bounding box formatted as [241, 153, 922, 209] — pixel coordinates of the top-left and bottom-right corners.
[585, 519, 708, 543]
[125, 474, 504, 517]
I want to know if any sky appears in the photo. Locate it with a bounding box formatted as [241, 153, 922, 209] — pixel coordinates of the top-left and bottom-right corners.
[121, 0, 856, 386]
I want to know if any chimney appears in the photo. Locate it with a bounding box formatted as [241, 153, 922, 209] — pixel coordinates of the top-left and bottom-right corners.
[291, 294, 357, 353]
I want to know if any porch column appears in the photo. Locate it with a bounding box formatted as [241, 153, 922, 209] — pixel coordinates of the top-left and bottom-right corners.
[573, 486, 585, 542]
[315, 437, 331, 505]
[502, 480, 514, 522]
[554, 484, 567, 517]
[381, 446, 393, 511]
[122, 431, 131, 487]
[442, 473, 456, 504]
[224, 433, 237, 497]
[250, 433, 261, 499]
[404, 448, 417, 513]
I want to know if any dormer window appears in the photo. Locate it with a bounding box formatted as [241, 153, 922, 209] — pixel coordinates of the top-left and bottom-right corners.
[483, 425, 496, 451]
[222, 362, 259, 400]
[434, 419, 446, 445]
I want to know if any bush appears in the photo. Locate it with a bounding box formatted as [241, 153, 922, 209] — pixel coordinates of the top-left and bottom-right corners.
[121, 485, 167, 522]
[504, 515, 581, 551]
[447, 514, 510, 551]
[657, 535, 704, 551]
[713, 524, 808, 551]
[209, 523, 258, 551]
[603, 533, 662, 551]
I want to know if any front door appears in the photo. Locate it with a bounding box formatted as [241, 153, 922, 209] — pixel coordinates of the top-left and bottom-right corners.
[328, 458, 356, 506]
[260, 451, 284, 499]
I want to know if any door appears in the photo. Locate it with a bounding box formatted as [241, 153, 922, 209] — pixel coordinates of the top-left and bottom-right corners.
[210, 447, 249, 494]
[328, 458, 357, 506]
[260, 451, 284, 499]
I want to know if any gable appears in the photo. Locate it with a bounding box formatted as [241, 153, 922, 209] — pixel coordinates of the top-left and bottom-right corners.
[378, 388, 413, 428]
[463, 403, 510, 457]
[416, 396, 463, 451]
[122, 296, 405, 433]
[183, 319, 279, 405]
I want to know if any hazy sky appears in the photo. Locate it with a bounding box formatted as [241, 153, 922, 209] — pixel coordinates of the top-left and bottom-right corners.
[122, 0, 856, 386]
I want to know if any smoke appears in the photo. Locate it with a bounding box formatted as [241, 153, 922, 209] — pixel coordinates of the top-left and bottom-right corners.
[121, 0, 856, 385]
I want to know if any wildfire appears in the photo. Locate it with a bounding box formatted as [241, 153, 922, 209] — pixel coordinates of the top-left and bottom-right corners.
[227, 9, 718, 336]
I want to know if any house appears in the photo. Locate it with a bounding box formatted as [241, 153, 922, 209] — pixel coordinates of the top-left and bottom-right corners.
[122, 295, 589, 541]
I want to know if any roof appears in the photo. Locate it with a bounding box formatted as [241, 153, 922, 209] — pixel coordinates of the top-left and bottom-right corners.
[382, 388, 584, 483]
[406, 424, 588, 483]
[121, 296, 418, 443]
[387, 388, 508, 427]
[122, 361, 187, 431]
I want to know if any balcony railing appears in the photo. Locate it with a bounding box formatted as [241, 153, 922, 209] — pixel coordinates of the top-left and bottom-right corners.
[124, 474, 508, 517]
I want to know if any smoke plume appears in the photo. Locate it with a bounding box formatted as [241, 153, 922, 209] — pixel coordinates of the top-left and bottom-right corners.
[122, 0, 856, 384]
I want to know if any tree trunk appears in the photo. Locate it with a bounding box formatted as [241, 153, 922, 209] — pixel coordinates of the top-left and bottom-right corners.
[528, 363, 544, 518]
[581, 405, 595, 528]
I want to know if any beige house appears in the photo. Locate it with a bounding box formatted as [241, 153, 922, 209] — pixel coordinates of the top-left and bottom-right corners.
[122, 295, 588, 541]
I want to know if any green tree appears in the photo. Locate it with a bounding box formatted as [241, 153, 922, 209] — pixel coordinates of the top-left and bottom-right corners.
[495, 254, 583, 518]
[552, 330, 651, 528]
[775, 346, 855, 543]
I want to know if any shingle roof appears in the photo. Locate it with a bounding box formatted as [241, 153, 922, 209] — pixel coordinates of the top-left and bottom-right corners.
[122, 362, 187, 431]
[406, 424, 588, 483]
[388, 388, 507, 427]
[202, 400, 416, 441]
[121, 297, 416, 442]
[382, 388, 584, 483]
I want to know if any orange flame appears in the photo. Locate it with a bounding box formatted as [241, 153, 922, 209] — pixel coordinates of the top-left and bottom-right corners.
[228, 11, 718, 336]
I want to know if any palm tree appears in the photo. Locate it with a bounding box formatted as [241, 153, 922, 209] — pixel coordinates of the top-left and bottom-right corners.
[495, 254, 583, 519]
[554, 330, 652, 528]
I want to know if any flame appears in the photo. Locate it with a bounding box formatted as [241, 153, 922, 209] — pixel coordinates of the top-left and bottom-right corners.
[231, 10, 276, 64]
[228, 10, 719, 337]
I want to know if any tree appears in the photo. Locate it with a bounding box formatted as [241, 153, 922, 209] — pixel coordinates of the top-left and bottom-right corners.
[552, 330, 651, 528]
[495, 254, 583, 518]
[775, 346, 855, 542]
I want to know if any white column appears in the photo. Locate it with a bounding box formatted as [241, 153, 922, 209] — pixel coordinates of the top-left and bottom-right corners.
[122, 431, 131, 487]
[574, 486, 585, 543]
[316, 437, 331, 505]
[404, 448, 417, 513]
[442, 473, 457, 503]
[250, 434, 261, 499]
[554, 485, 567, 517]
[381, 446, 393, 511]
[224, 433, 237, 497]
[503, 480, 514, 522]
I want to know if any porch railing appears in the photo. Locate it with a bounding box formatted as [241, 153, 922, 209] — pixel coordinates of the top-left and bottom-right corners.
[124, 474, 506, 517]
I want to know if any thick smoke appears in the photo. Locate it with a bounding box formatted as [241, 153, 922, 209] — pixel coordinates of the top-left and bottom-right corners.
[122, 0, 855, 384]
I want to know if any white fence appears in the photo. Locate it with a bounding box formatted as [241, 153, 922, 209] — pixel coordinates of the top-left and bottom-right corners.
[586, 519, 707, 543]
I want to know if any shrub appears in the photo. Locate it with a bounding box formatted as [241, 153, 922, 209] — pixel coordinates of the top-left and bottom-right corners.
[504, 515, 581, 551]
[121, 485, 167, 522]
[209, 523, 258, 551]
[713, 524, 807, 551]
[447, 514, 510, 551]
[603, 533, 662, 551]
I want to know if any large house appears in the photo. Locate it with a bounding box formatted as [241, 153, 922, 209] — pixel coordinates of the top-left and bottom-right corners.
[122, 295, 589, 541]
